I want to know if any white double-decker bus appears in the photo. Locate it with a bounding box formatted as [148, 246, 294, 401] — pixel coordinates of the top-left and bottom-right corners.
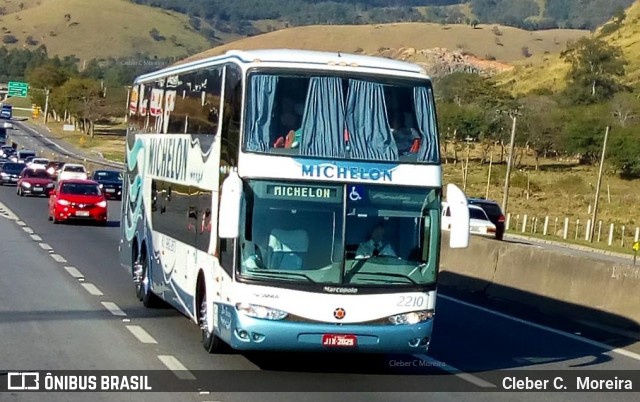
[120, 49, 469, 353]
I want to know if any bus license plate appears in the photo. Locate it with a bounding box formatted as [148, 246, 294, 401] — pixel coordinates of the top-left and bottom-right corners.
[322, 334, 357, 347]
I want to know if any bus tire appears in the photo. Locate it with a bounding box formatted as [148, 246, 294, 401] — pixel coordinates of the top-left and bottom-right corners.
[136, 247, 159, 308]
[198, 283, 223, 353]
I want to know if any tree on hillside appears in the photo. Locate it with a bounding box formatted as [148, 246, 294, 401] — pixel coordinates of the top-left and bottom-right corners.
[560, 37, 627, 104]
[518, 95, 563, 170]
[54, 78, 104, 137]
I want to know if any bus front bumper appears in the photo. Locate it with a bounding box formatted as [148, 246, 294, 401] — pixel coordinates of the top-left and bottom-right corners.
[215, 305, 433, 353]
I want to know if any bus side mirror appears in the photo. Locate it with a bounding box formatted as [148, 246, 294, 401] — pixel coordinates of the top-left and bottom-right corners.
[446, 183, 469, 249]
[218, 171, 243, 239]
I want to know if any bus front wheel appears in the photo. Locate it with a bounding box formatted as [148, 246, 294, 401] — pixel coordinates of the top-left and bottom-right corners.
[199, 288, 223, 353]
[134, 248, 159, 308]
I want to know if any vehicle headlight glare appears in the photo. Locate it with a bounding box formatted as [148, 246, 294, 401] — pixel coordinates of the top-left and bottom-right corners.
[97, 201, 107, 208]
[57, 199, 70, 206]
[22, 182, 31, 188]
[236, 303, 288, 320]
[388, 310, 434, 325]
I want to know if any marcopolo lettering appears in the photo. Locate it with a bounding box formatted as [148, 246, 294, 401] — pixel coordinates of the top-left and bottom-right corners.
[301, 164, 392, 182]
[273, 186, 333, 199]
[147, 137, 188, 181]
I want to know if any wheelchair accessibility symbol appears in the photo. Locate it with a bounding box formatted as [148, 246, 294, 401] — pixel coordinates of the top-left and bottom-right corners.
[349, 186, 362, 201]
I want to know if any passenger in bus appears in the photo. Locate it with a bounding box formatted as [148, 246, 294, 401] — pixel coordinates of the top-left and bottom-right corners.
[356, 223, 396, 258]
[390, 112, 421, 155]
[273, 99, 303, 149]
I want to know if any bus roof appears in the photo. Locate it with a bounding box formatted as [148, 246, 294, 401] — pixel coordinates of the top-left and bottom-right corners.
[135, 48, 429, 84]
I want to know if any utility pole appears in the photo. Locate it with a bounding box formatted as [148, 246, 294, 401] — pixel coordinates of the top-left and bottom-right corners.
[485, 148, 493, 199]
[43, 88, 50, 124]
[589, 125, 610, 242]
[501, 110, 519, 215]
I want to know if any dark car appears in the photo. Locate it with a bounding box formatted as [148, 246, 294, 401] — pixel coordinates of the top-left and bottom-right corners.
[467, 198, 505, 240]
[0, 162, 26, 186]
[91, 169, 123, 200]
[1, 146, 16, 158]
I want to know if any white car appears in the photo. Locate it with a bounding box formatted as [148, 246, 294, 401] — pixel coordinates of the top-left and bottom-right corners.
[442, 202, 497, 238]
[27, 158, 50, 170]
[58, 163, 88, 181]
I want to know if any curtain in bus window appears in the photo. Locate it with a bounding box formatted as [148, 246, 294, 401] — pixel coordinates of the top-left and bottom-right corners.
[245, 75, 278, 152]
[413, 86, 439, 162]
[345, 79, 398, 161]
[299, 77, 346, 157]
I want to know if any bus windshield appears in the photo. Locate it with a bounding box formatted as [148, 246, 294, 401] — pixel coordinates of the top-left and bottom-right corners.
[238, 180, 440, 287]
[243, 71, 439, 164]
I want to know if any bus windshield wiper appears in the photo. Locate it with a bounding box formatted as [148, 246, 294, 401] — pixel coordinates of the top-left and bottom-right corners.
[248, 271, 316, 283]
[350, 271, 418, 285]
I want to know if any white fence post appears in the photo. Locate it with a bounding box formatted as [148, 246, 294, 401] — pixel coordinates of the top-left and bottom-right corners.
[554, 217, 558, 236]
[522, 214, 528, 233]
[621, 225, 625, 247]
[575, 219, 580, 240]
[563, 218, 569, 240]
[608, 223, 614, 246]
[543, 216, 549, 236]
[506, 213, 511, 231]
[585, 219, 591, 241]
[634, 227, 639, 243]
[597, 221, 602, 243]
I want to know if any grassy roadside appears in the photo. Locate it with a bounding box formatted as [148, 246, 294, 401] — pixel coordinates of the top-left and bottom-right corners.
[32, 120, 126, 163]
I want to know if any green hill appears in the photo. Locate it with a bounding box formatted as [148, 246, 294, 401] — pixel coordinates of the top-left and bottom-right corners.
[496, 0, 640, 94]
[0, 0, 216, 61]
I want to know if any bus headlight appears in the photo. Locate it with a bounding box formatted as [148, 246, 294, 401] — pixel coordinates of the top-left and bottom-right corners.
[388, 310, 434, 325]
[236, 303, 288, 320]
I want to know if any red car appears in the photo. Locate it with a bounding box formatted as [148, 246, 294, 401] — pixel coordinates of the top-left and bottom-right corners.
[48, 180, 108, 225]
[17, 167, 55, 197]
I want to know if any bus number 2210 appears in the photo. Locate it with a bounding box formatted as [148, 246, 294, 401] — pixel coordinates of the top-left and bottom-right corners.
[397, 296, 425, 307]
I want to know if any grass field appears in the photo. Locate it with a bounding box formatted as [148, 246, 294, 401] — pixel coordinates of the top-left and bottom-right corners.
[442, 142, 639, 255]
[180, 22, 588, 65]
[0, 0, 213, 60]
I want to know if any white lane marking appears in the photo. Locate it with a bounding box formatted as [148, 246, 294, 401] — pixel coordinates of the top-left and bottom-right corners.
[101, 302, 127, 317]
[51, 254, 67, 263]
[64, 266, 84, 278]
[440, 294, 640, 362]
[22, 226, 34, 234]
[81, 283, 104, 296]
[16, 220, 25, 226]
[30, 234, 42, 241]
[122, 318, 131, 323]
[126, 325, 158, 344]
[157, 355, 196, 380]
[39, 243, 52, 250]
[415, 355, 496, 388]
